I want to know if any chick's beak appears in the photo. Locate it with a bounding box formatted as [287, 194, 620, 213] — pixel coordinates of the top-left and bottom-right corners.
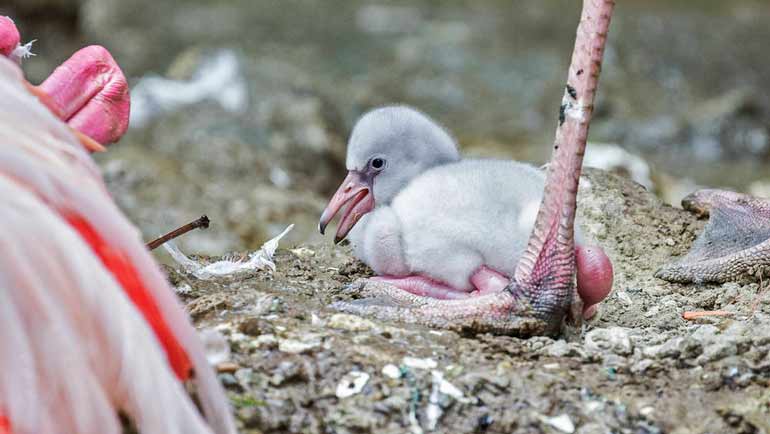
[319, 171, 375, 244]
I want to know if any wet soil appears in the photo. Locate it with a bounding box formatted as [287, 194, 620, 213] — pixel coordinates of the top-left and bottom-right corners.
[166, 169, 770, 434]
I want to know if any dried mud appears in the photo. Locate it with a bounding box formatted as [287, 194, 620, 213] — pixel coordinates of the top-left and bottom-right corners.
[165, 169, 770, 434]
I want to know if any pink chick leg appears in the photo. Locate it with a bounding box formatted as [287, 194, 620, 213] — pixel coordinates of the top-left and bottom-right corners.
[370, 276, 472, 300]
[469, 266, 510, 295]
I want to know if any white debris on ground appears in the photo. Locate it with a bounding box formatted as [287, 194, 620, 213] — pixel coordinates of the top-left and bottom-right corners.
[164, 224, 293, 279]
[425, 370, 475, 431]
[335, 371, 370, 399]
[129, 48, 248, 128]
[537, 413, 576, 433]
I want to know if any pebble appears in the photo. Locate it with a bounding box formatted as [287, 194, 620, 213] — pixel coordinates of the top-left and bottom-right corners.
[584, 327, 633, 355]
[402, 356, 438, 370]
[615, 290, 633, 305]
[382, 364, 402, 379]
[328, 313, 377, 332]
[642, 336, 700, 360]
[174, 283, 192, 295]
[630, 359, 656, 374]
[544, 340, 585, 358]
[639, 406, 655, 417]
[289, 246, 315, 258]
[278, 338, 320, 354]
[254, 334, 278, 349]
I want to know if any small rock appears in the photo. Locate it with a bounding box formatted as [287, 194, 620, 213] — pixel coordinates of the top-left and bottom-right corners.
[238, 317, 274, 336]
[402, 356, 438, 370]
[278, 338, 320, 354]
[269, 361, 303, 386]
[693, 322, 749, 364]
[328, 313, 376, 332]
[444, 364, 463, 377]
[336, 371, 370, 398]
[289, 246, 315, 258]
[630, 359, 656, 374]
[544, 340, 585, 358]
[234, 368, 254, 389]
[615, 291, 633, 305]
[218, 373, 238, 388]
[174, 283, 192, 295]
[642, 336, 701, 359]
[254, 334, 278, 349]
[585, 327, 633, 355]
[382, 364, 402, 379]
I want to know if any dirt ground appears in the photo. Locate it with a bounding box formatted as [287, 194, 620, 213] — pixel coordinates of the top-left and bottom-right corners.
[161, 168, 770, 434]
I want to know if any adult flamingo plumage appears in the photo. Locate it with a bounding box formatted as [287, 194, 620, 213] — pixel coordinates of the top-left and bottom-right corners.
[0, 17, 235, 434]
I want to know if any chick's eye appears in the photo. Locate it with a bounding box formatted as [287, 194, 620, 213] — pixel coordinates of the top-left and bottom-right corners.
[371, 158, 386, 169]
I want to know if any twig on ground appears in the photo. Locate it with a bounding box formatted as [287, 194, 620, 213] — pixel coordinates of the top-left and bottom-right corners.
[682, 310, 734, 320]
[147, 215, 210, 251]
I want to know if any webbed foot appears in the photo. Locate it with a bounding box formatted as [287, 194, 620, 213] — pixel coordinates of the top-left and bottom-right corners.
[656, 189, 770, 283]
[331, 279, 550, 335]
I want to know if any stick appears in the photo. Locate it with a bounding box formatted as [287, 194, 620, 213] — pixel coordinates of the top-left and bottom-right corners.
[682, 310, 734, 320]
[146, 215, 210, 251]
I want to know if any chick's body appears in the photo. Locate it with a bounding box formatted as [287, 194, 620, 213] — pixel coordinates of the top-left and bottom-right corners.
[349, 159, 546, 291]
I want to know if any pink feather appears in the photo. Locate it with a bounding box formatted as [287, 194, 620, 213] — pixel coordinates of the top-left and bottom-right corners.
[0, 55, 235, 433]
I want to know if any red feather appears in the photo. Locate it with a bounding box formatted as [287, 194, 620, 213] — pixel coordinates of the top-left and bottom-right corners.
[0, 415, 10, 434]
[64, 213, 192, 381]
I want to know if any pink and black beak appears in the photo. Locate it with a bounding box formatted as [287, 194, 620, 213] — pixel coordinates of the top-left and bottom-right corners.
[319, 170, 376, 244]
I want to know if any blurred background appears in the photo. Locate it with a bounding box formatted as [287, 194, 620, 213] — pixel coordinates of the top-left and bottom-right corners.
[3, 0, 769, 254]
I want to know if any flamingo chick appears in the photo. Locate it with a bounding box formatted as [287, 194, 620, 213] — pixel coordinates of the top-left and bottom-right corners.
[0, 17, 235, 434]
[320, 0, 616, 334]
[320, 106, 613, 318]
